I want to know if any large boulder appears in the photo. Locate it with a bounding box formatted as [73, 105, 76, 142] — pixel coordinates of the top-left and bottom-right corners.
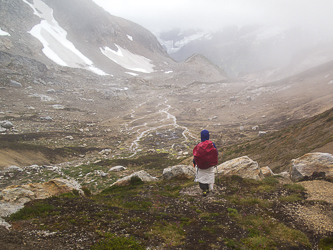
[162, 165, 195, 180]
[0, 178, 82, 203]
[216, 156, 264, 180]
[111, 170, 157, 186]
[0, 178, 81, 229]
[290, 153, 333, 181]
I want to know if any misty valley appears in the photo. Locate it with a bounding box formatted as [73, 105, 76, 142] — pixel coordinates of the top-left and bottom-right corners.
[0, 0, 333, 249]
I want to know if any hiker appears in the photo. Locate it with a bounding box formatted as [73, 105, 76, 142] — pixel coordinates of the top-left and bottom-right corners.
[193, 129, 218, 196]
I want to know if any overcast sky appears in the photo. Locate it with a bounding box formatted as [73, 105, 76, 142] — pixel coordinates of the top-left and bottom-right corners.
[92, 0, 333, 35]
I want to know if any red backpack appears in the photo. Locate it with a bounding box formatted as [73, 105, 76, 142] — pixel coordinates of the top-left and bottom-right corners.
[193, 140, 218, 169]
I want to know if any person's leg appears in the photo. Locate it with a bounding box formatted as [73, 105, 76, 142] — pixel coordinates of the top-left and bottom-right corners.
[199, 183, 209, 196]
[209, 183, 214, 191]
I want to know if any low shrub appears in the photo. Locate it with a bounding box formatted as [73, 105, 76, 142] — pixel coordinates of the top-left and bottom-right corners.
[91, 233, 144, 250]
[319, 236, 333, 250]
[9, 202, 54, 221]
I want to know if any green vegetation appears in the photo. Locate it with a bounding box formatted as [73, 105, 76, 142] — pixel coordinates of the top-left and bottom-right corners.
[147, 220, 186, 247]
[283, 183, 306, 192]
[227, 208, 239, 218]
[319, 237, 333, 250]
[9, 202, 55, 221]
[7, 173, 319, 249]
[98, 153, 183, 171]
[91, 232, 145, 250]
[279, 194, 303, 202]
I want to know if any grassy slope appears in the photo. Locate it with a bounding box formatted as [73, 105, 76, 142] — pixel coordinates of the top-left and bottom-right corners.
[218, 107, 333, 173]
[7, 176, 325, 250]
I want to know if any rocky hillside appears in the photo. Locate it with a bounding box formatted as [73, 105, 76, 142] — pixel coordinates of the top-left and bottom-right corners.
[0, 153, 332, 249]
[0, 0, 228, 82]
[218, 107, 333, 173]
[0, 0, 168, 75]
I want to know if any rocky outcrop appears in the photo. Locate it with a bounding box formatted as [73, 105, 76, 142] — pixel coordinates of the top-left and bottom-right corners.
[162, 165, 195, 180]
[0, 178, 82, 228]
[261, 166, 274, 177]
[216, 156, 264, 180]
[290, 152, 333, 181]
[111, 170, 157, 186]
[0, 178, 82, 203]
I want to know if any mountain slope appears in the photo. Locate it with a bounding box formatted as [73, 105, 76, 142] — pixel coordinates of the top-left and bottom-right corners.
[218, 107, 333, 173]
[0, 0, 170, 76]
[0, 0, 228, 82]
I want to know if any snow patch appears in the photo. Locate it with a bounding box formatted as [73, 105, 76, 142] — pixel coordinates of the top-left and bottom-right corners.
[100, 45, 155, 73]
[127, 34, 133, 41]
[126, 72, 139, 76]
[158, 31, 208, 54]
[22, 0, 108, 76]
[0, 27, 10, 36]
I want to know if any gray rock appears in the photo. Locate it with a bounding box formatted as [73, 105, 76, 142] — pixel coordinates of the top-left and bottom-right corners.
[25, 164, 42, 171]
[109, 166, 126, 172]
[0, 121, 13, 129]
[290, 152, 333, 181]
[252, 125, 259, 131]
[208, 116, 218, 120]
[28, 94, 54, 102]
[0, 200, 24, 221]
[1, 188, 35, 203]
[40, 116, 53, 121]
[0, 178, 82, 204]
[99, 149, 112, 155]
[52, 104, 65, 110]
[258, 131, 266, 136]
[111, 171, 157, 186]
[217, 156, 264, 180]
[46, 89, 56, 94]
[9, 80, 22, 88]
[162, 165, 195, 180]
[4, 165, 23, 172]
[94, 170, 107, 177]
[278, 172, 290, 178]
[0, 217, 12, 230]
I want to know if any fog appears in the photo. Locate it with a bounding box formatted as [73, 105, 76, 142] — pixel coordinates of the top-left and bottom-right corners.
[92, 0, 333, 38]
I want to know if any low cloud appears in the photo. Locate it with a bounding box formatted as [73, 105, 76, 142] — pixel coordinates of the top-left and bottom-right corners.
[93, 0, 333, 35]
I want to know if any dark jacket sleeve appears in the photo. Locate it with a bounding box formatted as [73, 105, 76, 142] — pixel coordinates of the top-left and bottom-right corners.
[213, 142, 218, 155]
